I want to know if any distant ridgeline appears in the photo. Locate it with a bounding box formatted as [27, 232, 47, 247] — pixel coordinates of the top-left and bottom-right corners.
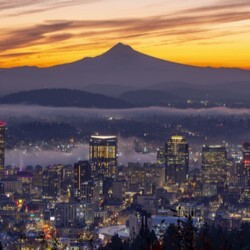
[0, 89, 133, 109]
[0, 43, 250, 107]
[1, 88, 250, 109]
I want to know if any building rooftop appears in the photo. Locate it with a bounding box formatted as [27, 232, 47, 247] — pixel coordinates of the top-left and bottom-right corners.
[202, 144, 224, 148]
[0, 121, 6, 126]
[171, 135, 184, 140]
[91, 135, 117, 140]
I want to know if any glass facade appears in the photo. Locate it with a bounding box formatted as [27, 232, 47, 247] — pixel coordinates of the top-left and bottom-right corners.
[89, 135, 117, 177]
[0, 121, 6, 171]
[165, 135, 189, 184]
[201, 145, 228, 196]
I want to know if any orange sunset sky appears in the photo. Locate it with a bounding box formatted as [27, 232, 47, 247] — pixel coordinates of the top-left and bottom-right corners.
[0, 0, 250, 69]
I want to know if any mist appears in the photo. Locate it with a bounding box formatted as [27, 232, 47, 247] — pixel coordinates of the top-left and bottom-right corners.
[2, 105, 248, 167]
[1, 105, 250, 123]
[5, 137, 157, 168]
[5, 144, 89, 168]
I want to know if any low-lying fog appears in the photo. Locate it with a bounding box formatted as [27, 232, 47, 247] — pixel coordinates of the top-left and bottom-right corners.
[5, 137, 157, 168]
[1, 105, 250, 121]
[2, 104, 249, 168]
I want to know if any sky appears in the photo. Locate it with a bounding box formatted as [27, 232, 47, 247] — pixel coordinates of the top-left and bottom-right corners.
[0, 0, 249, 69]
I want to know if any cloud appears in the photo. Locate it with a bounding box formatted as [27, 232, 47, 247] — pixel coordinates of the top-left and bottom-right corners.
[1, 4, 250, 54]
[0, 52, 36, 58]
[0, 0, 249, 68]
[0, 0, 47, 11]
[0, 0, 103, 15]
[0, 21, 74, 51]
[178, 0, 250, 14]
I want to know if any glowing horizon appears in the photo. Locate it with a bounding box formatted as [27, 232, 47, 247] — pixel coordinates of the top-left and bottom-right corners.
[0, 0, 250, 69]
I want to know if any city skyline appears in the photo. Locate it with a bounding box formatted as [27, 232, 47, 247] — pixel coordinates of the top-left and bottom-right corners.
[1, 1, 250, 248]
[1, 113, 250, 248]
[0, 0, 250, 69]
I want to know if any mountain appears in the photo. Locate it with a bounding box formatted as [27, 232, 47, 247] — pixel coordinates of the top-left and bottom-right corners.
[149, 81, 250, 100]
[0, 43, 250, 95]
[84, 83, 135, 97]
[0, 89, 133, 109]
[120, 89, 181, 106]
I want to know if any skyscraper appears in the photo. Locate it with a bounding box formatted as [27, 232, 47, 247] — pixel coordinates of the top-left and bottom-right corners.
[165, 135, 189, 184]
[241, 143, 250, 188]
[156, 147, 165, 166]
[42, 165, 63, 199]
[201, 145, 228, 196]
[243, 143, 250, 161]
[89, 135, 117, 178]
[55, 202, 94, 228]
[129, 209, 152, 239]
[74, 161, 91, 190]
[0, 121, 6, 173]
[80, 180, 100, 203]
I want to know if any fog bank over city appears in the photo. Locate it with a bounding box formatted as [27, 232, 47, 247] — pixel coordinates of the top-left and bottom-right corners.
[5, 137, 157, 168]
[1, 105, 250, 122]
[3, 105, 250, 168]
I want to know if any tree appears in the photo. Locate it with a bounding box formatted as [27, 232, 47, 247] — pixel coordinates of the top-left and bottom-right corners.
[179, 216, 196, 250]
[238, 223, 250, 250]
[105, 234, 124, 250]
[162, 223, 180, 250]
[195, 223, 211, 250]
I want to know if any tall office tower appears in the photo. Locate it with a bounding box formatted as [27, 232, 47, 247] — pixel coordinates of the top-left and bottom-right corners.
[165, 135, 189, 184]
[243, 143, 250, 161]
[89, 135, 117, 178]
[55, 202, 94, 228]
[126, 163, 145, 192]
[80, 180, 100, 203]
[129, 209, 152, 239]
[42, 165, 63, 199]
[0, 182, 4, 194]
[0, 121, 6, 173]
[112, 179, 127, 199]
[156, 147, 165, 166]
[74, 161, 91, 196]
[201, 145, 228, 196]
[241, 143, 250, 187]
[32, 166, 43, 190]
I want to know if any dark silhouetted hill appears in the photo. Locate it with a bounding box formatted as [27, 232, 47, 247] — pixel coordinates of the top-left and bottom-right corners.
[0, 89, 133, 109]
[120, 89, 181, 106]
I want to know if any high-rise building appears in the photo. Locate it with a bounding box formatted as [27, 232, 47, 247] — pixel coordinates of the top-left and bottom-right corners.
[201, 145, 228, 196]
[165, 135, 189, 184]
[129, 209, 152, 239]
[112, 179, 127, 199]
[156, 147, 165, 166]
[32, 166, 43, 190]
[74, 161, 91, 196]
[243, 143, 250, 161]
[42, 165, 63, 199]
[0, 182, 4, 194]
[239, 143, 250, 188]
[55, 202, 94, 227]
[89, 135, 117, 178]
[126, 163, 145, 192]
[80, 180, 100, 203]
[0, 121, 6, 173]
[144, 164, 165, 194]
